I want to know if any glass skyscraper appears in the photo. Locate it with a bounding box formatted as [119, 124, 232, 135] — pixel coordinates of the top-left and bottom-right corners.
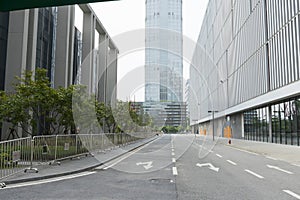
[145, 0, 183, 102]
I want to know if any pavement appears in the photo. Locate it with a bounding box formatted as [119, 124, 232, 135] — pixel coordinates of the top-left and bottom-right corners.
[1, 134, 300, 200]
[217, 136, 300, 166]
[0, 136, 158, 185]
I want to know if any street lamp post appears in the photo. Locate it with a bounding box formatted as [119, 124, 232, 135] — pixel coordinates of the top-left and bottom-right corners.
[208, 110, 218, 141]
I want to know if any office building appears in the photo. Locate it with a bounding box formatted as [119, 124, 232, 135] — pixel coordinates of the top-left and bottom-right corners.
[131, 101, 187, 128]
[0, 4, 118, 139]
[145, 0, 183, 102]
[190, 0, 300, 146]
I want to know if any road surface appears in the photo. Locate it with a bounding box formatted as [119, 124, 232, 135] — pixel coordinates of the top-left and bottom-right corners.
[1, 134, 299, 200]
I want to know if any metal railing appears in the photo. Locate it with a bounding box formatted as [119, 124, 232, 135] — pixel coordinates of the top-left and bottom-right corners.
[0, 137, 32, 180]
[0, 133, 150, 182]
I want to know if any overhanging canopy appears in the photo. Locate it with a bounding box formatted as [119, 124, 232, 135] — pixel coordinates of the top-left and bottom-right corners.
[0, 0, 118, 12]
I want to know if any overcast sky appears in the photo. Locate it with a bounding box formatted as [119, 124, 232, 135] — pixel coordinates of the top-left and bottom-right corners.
[76, 0, 209, 101]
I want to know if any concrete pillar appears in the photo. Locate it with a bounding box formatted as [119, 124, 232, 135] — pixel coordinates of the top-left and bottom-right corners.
[5, 10, 29, 92]
[106, 48, 118, 105]
[268, 105, 273, 143]
[26, 8, 38, 73]
[2, 10, 30, 140]
[97, 34, 109, 102]
[54, 5, 75, 88]
[81, 11, 95, 94]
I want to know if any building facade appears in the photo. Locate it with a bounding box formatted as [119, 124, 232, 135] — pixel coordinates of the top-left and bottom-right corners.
[190, 0, 300, 146]
[0, 4, 118, 140]
[132, 101, 187, 129]
[145, 0, 183, 102]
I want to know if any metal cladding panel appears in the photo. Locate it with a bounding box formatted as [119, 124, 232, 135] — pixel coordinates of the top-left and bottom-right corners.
[190, 0, 300, 123]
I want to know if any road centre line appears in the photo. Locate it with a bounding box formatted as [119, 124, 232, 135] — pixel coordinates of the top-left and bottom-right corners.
[171, 152, 175, 156]
[101, 137, 160, 170]
[244, 169, 264, 179]
[172, 167, 178, 175]
[172, 158, 176, 163]
[2, 172, 96, 189]
[226, 160, 237, 166]
[283, 190, 300, 199]
[216, 154, 223, 158]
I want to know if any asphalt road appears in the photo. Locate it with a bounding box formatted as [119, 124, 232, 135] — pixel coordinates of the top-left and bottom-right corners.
[1, 134, 299, 200]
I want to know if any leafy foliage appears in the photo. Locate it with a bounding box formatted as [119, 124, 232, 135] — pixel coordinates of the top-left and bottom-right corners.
[0, 69, 76, 137]
[0, 69, 153, 138]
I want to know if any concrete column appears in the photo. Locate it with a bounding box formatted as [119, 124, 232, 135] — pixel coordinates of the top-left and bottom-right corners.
[54, 5, 75, 88]
[106, 48, 118, 105]
[268, 105, 273, 143]
[81, 11, 95, 94]
[26, 8, 38, 73]
[97, 34, 109, 102]
[2, 10, 30, 139]
[5, 10, 29, 92]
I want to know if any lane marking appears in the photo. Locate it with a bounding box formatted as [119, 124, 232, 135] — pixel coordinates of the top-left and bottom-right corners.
[267, 165, 293, 174]
[292, 164, 300, 167]
[266, 156, 278, 161]
[226, 146, 259, 155]
[283, 190, 300, 199]
[172, 158, 176, 163]
[172, 167, 178, 175]
[2, 172, 96, 189]
[101, 137, 160, 170]
[196, 163, 219, 172]
[244, 169, 264, 179]
[216, 154, 223, 158]
[171, 152, 175, 156]
[171, 149, 174, 152]
[226, 160, 237, 166]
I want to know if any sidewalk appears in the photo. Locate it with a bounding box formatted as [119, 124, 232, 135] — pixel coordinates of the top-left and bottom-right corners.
[217, 137, 300, 166]
[1, 136, 158, 185]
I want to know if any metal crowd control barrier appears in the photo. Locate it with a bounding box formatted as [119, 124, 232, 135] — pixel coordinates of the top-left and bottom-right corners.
[0, 137, 32, 183]
[0, 132, 154, 184]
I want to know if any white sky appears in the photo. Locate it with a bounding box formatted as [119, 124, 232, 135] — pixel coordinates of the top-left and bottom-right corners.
[75, 0, 209, 101]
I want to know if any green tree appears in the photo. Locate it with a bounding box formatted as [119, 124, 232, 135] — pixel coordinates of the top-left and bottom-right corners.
[0, 69, 79, 137]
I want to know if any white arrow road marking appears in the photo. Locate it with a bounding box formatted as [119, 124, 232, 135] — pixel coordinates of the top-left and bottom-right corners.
[196, 163, 219, 172]
[283, 190, 300, 199]
[136, 161, 153, 170]
[267, 165, 293, 174]
[245, 169, 264, 179]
